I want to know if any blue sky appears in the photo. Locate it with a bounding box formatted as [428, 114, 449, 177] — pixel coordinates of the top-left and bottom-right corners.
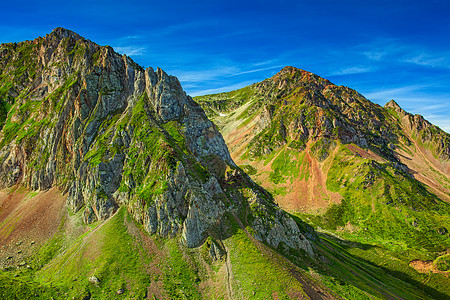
[1, 0, 450, 132]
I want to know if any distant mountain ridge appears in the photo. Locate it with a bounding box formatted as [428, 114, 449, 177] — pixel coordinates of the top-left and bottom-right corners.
[198, 66, 449, 160]
[195, 65, 450, 256]
[196, 66, 450, 204]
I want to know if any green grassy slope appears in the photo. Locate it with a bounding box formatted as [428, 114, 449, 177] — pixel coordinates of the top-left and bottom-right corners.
[2, 188, 449, 299]
[194, 67, 450, 298]
[0, 197, 323, 299]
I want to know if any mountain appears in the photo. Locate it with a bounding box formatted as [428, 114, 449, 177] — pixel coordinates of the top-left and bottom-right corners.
[0, 29, 449, 299]
[196, 66, 450, 297]
[0, 29, 325, 299]
[0, 29, 316, 250]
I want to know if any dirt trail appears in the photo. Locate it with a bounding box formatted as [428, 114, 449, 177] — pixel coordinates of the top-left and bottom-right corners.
[223, 244, 235, 300]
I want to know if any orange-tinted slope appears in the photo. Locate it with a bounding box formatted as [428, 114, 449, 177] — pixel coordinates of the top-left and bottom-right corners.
[0, 187, 65, 248]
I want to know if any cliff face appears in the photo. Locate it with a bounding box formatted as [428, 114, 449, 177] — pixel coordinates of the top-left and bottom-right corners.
[0, 29, 315, 253]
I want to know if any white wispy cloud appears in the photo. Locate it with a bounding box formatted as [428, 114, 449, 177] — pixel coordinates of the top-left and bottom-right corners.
[402, 53, 450, 68]
[358, 39, 450, 69]
[330, 66, 375, 76]
[358, 38, 404, 61]
[413, 103, 449, 112]
[114, 46, 146, 56]
[171, 66, 239, 83]
[228, 65, 284, 77]
[250, 59, 278, 67]
[189, 80, 256, 97]
[117, 35, 143, 41]
[172, 61, 284, 83]
[364, 85, 426, 102]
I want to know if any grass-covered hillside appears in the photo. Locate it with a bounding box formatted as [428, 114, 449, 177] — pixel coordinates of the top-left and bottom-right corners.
[195, 66, 450, 298]
[2, 186, 449, 299]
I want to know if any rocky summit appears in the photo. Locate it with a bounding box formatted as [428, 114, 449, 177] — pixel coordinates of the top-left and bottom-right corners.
[0, 30, 449, 299]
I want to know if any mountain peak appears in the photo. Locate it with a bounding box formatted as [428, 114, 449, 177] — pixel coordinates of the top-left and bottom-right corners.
[48, 27, 83, 41]
[271, 66, 334, 87]
[385, 99, 406, 115]
[385, 99, 400, 108]
[275, 66, 310, 77]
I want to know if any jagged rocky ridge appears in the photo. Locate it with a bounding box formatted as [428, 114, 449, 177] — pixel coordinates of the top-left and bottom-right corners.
[0, 28, 315, 253]
[196, 66, 450, 252]
[199, 66, 450, 164]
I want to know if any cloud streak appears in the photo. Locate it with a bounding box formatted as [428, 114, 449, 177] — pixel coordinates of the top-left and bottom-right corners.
[402, 53, 450, 68]
[113, 46, 146, 56]
[364, 85, 427, 102]
[227, 65, 284, 77]
[189, 80, 256, 97]
[358, 39, 450, 69]
[171, 66, 239, 83]
[329, 66, 375, 76]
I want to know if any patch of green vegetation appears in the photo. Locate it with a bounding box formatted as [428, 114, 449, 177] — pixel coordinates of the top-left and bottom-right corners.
[161, 120, 186, 149]
[84, 113, 121, 167]
[0, 63, 80, 151]
[266, 169, 283, 184]
[271, 186, 288, 197]
[303, 144, 450, 253]
[189, 159, 210, 182]
[0, 273, 59, 299]
[321, 200, 350, 229]
[0, 213, 21, 239]
[236, 105, 262, 130]
[33, 231, 65, 268]
[194, 86, 263, 122]
[117, 94, 177, 203]
[338, 237, 450, 298]
[92, 50, 101, 65]
[314, 235, 443, 299]
[162, 238, 202, 298]
[240, 164, 257, 176]
[0, 117, 21, 148]
[434, 253, 450, 271]
[262, 147, 304, 185]
[292, 143, 450, 297]
[225, 222, 307, 299]
[36, 207, 154, 299]
[271, 148, 302, 178]
[0, 100, 10, 129]
[310, 137, 336, 162]
[67, 40, 87, 61]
